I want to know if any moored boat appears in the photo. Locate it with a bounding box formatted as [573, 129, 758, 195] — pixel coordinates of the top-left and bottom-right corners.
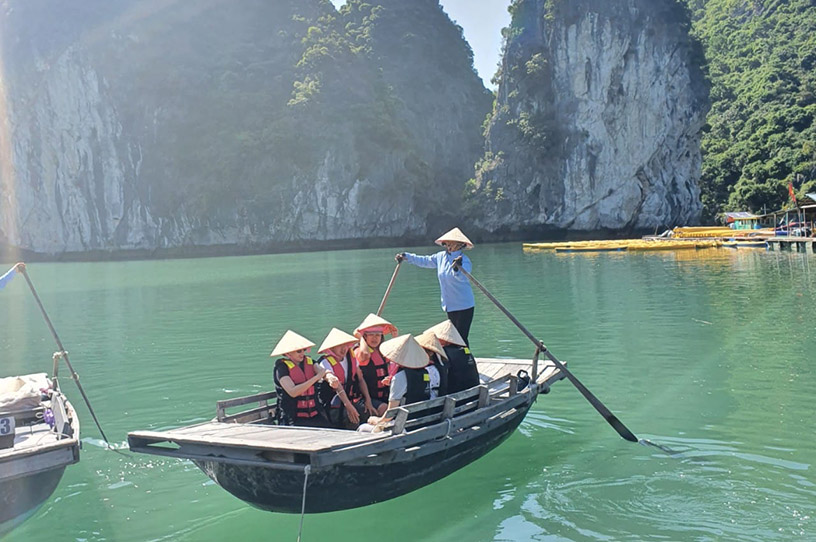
[0, 372, 80, 536]
[723, 240, 768, 249]
[127, 357, 565, 513]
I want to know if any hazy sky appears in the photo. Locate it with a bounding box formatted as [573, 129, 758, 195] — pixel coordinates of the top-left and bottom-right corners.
[328, 0, 511, 88]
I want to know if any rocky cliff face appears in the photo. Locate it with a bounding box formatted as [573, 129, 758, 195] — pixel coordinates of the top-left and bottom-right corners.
[0, 0, 491, 255]
[471, 0, 709, 234]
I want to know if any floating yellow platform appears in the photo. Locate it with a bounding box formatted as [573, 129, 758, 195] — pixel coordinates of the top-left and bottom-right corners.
[523, 239, 723, 254]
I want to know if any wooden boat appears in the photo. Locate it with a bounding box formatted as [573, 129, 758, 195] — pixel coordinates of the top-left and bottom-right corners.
[128, 357, 565, 513]
[723, 240, 768, 249]
[0, 373, 80, 536]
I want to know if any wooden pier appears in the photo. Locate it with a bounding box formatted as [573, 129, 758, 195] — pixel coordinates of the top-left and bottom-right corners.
[766, 237, 816, 252]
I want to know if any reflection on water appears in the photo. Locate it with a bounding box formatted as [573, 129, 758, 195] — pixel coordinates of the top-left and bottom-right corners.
[2, 244, 815, 541]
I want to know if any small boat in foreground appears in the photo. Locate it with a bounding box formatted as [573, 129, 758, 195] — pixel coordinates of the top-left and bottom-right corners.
[128, 357, 565, 513]
[0, 372, 80, 536]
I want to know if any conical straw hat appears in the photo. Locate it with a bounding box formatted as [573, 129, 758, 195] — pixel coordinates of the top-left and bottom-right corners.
[380, 334, 429, 369]
[270, 330, 315, 357]
[353, 313, 398, 338]
[435, 227, 473, 249]
[424, 320, 466, 347]
[318, 328, 358, 353]
[415, 331, 448, 360]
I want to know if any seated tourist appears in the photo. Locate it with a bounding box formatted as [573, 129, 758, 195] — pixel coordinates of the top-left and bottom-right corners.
[363, 334, 431, 429]
[352, 313, 398, 417]
[316, 327, 371, 429]
[416, 330, 448, 398]
[271, 330, 336, 427]
[425, 320, 480, 393]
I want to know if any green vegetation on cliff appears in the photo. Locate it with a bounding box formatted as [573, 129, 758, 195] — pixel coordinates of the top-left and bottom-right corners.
[688, 0, 816, 219]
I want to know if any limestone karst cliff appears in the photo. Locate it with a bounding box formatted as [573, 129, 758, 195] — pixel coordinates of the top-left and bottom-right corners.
[470, 0, 709, 234]
[0, 0, 491, 255]
[0, 0, 711, 257]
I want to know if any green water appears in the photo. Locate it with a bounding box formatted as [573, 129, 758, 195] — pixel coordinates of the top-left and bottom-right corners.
[2, 244, 814, 541]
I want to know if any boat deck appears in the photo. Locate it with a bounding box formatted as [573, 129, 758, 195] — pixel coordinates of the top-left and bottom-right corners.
[131, 422, 385, 455]
[1, 420, 66, 458]
[477, 357, 561, 387]
[0, 395, 80, 483]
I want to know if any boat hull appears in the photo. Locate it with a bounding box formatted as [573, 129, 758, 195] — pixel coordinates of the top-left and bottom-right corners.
[194, 403, 531, 513]
[0, 466, 67, 537]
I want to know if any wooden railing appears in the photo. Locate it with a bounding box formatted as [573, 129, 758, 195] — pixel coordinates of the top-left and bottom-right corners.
[216, 391, 277, 423]
[383, 373, 521, 433]
[215, 373, 526, 429]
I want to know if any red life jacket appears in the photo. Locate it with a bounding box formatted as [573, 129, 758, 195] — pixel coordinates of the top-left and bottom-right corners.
[323, 353, 359, 400]
[278, 357, 318, 419]
[325, 354, 348, 386]
[356, 346, 390, 402]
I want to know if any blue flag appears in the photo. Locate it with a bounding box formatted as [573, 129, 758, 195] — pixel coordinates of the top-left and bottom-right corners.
[0, 266, 17, 290]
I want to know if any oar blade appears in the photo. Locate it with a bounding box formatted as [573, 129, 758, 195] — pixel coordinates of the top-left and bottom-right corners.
[608, 415, 638, 442]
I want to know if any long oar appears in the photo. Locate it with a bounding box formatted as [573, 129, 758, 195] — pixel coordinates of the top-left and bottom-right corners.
[376, 261, 402, 316]
[452, 258, 638, 443]
[20, 267, 113, 447]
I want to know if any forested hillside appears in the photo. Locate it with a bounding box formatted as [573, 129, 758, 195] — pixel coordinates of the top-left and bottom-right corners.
[688, 0, 816, 220]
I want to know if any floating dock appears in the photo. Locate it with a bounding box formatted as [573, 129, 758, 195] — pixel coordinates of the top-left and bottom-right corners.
[523, 226, 781, 254]
[523, 239, 725, 254]
[766, 237, 816, 252]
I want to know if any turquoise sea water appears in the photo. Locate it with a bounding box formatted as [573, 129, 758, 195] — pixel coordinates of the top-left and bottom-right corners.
[2, 244, 814, 541]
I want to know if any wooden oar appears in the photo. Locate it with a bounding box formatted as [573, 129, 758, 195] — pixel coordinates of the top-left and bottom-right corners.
[376, 261, 401, 316]
[452, 257, 638, 443]
[20, 266, 113, 447]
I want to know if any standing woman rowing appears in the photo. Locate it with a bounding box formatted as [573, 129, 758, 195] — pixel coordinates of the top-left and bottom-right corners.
[396, 227, 475, 344]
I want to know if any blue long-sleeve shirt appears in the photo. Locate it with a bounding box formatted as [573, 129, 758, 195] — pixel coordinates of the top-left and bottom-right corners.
[402, 250, 474, 312]
[0, 267, 16, 290]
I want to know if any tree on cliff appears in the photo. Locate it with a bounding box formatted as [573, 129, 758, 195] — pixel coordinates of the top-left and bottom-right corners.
[688, 0, 816, 219]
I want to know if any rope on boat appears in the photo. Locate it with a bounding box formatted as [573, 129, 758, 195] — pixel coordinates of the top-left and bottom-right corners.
[297, 464, 311, 542]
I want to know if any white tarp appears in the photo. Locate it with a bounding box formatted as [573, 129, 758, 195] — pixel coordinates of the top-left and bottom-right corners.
[0, 373, 50, 411]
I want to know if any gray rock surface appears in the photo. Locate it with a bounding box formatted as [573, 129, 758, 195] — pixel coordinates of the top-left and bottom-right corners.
[472, 0, 709, 233]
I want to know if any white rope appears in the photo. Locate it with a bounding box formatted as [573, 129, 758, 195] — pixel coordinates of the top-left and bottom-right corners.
[296, 464, 311, 542]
